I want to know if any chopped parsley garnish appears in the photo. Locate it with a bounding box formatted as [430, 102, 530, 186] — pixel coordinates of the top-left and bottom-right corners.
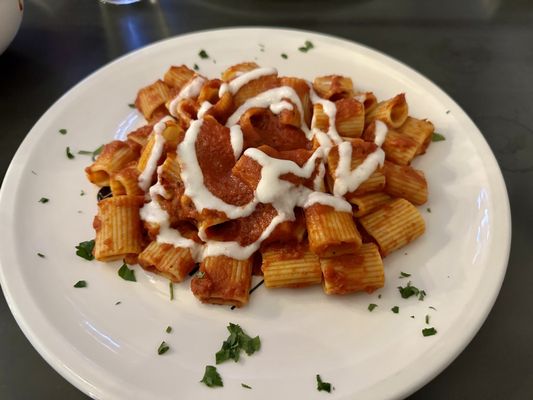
[425, 315, 430, 324]
[241, 383, 252, 389]
[78, 145, 104, 161]
[74, 280, 87, 288]
[429, 306, 437, 311]
[399, 271, 411, 278]
[398, 281, 426, 300]
[37, 253, 45, 258]
[446, 110, 450, 114]
[391, 306, 399, 314]
[166, 326, 172, 334]
[128, 103, 135, 108]
[115, 301, 121, 305]
[422, 327, 437, 337]
[75, 240, 95, 260]
[169, 281, 174, 300]
[368, 303, 378, 312]
[157, 341, 170, 355]
[66, 146, 75, 159]
[378, 294, 382, 299]
[201, 365, 223, 388]
[281, 53, 288, 59]
[193, 63, 199, 71]
[198, 49, 209, 59]
[118, 261, 136, 282]
[215, 323, 261, 364]
[432, 132, 446, 142]
[316, 374, 332, 393]
[59, 128, 67, 135]
[38, 197, 49, 203]
[80, 190, 85, 196]
[427, 207, 432, 213]
[410, 315, 415, 319]
[31, 170, 37, 175]
[298, 40, 314, 53]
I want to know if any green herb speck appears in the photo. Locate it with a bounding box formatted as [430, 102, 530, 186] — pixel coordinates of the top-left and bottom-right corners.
[368, 303, 378, 312]
[298, 40, 314, 53]
[316, 374, 332, 393]
[399, 271, 411, 279]
[241, 383, 252, 389]
[169, 281, 174, 300]
[391, 306, 399, 314]
[59, 128, 67, 135]
[75, 240, 95, 261]
[215, 323, 261, 364]
[398, 281, 426, 301]
[39, 197, 49, 203]
[200, 365, 223, 387]
[74, 280, 87, 288]
[166, 326, 172, 334]
[422, 327, 437, 337]
[66, 146, 75, 159]
[118, 261, 136, 282]
[198, 49, 209, 59]
[281, 53, 288, 59]
[37, 253, 45, 258]
[432, 132, 446, 142]
[157, 341, 170, 355]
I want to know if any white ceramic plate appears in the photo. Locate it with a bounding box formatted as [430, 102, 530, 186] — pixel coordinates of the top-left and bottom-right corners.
[0, 28, 510, 400]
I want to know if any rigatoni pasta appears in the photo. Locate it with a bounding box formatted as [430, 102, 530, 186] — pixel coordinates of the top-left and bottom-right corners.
[83, 62, 436, 307]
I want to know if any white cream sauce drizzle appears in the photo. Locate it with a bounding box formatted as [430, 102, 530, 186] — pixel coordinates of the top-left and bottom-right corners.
[177, 119, 258, 220]
[229, 125, 244, 160]
[140, 68, 388, 261]
[197, 101, 213, 119]
[333, 120, 388, 196]
[269, 100, 294, 114]
[218, 67, 277, 98]
[226, 86, 311, 138]
[137, 116, 175, 192]
[168, 76, 207, 118]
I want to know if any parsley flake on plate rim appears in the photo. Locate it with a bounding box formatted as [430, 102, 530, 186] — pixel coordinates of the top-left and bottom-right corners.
[75, 240, 95, 261]
[118, 261, 136, 282]
[157, 341, 170, 355]
[316, 374, 332, 392]
[200, 365, 223, 388]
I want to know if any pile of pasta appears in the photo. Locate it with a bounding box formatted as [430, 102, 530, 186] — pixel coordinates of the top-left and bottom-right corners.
[85, 62, 434, 308]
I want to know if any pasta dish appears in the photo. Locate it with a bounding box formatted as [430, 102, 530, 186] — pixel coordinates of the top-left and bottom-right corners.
[84, 62, 434, 307]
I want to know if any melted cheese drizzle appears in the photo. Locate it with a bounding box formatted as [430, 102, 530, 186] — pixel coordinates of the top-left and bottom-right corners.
[168, 76, 207, 117]
[139, 66, 388, 261]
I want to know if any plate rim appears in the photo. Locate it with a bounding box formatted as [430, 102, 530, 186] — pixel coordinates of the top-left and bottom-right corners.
[0, 26, 512, 400]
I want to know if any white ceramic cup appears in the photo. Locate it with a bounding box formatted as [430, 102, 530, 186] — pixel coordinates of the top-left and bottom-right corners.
[0, 0, 24, 55]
